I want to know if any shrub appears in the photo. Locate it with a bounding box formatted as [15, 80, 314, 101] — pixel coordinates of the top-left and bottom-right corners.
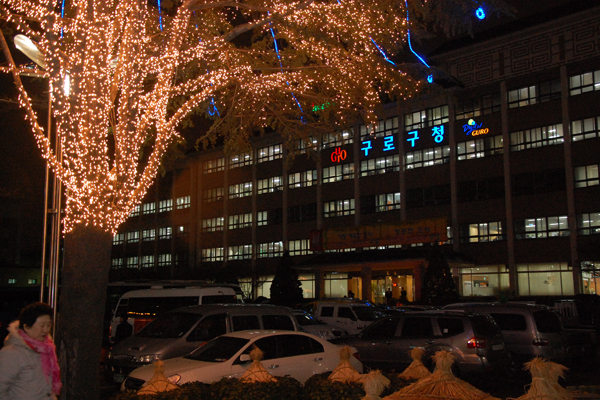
[303, 372, 365, 400]
[210, 377, 304, 400]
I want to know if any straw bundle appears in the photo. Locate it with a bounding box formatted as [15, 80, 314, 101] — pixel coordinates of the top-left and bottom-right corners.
[510, 357, 572, 400]
[137, 360, 180, 394]
[360, 370, 391, 400]
[399, 347, 432, 381]
[329, 346, 362, 383]
[383, 351, 500, 400]
[240, 346, 278, 383]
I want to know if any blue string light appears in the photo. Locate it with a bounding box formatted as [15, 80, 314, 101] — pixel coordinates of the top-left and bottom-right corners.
[269, 24, 304, 114]
[60, 0, 65, 38]
[476, 6, 486, 20]
[157, 0, 163, 31]
[405, 0, 431, 69]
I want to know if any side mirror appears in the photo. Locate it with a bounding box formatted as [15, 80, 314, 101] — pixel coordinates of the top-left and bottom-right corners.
[239, 354, 252, 363]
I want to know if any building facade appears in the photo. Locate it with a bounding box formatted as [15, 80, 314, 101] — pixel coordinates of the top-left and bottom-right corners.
[110, 5, 600, 303]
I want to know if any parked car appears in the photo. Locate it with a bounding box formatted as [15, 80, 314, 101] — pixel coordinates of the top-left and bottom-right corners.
[442, 302, 576, 366]
[303, 300, 385, 335]
[122, 330, 363, 391]
[293, 310, 343, 340]
[105, 304, 299, 384]
[331, 310, 512, 377]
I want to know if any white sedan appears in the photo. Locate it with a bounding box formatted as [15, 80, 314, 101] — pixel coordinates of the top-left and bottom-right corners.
[122, 330, 362, 391]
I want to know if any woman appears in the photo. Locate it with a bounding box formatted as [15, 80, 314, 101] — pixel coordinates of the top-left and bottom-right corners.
[0, 302, 62, 399]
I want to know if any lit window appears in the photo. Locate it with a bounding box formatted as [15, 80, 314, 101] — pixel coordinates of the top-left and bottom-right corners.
[405, 146, 450, 169]
[126, 256, 139, 269]
[129, 205, 140, 217]
[289, 239, 312, 256]
[375, 193, 401, 212]
[229, 213, 252, 230]
[158, 227, 172, 240]
[202, 217, 224, 232]
[28, 279, 37, 285]
[459, 221, 505, 243]
[176, 225, 188, 237]
[257, 176, 283, 194]
[158, 253, 171, 267]
[577, 212, 600, 236]
[8, 279, 16, 284]
[288, 170, 317, 189]
[203, 157, 225, 174]
[257, 144, 282, 163]
[571, 116, 600, 142]
[360, 117, 398, 140]
[111, 258, 123, 269]
[112, 233, 125, 245]
[142, 202, 156, 214]
[510, 124, 563, 151]
[457, 136, 503, 160]
[569, 70, 600, 96]
[142, 229, 155, 242]
[229, 182, 252, 199]
[294, 137, 318, 154]
[176, 196, 191, 209]
[203, 187, 224, 203]
[228, 245, 252, 260]
[158, 199, 173, 212]
[404, 106, 448, 131]
[201, 248, 224, 262]
[575, 165, 599, 188]
[515, 216, 569, 239]
[141, 255, 154, 268]
[229, 152, 253, 168]
[322, 130, 353, 149]
[360, 155, 399, 176]
[322, 163, 354, 183]
[126, 231, 139, 243]
[455, 93, 500, 120]
[324, 199, 355, 218]
[258, 242, 284, 258]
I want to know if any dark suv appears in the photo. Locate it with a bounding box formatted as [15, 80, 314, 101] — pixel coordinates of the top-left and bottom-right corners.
[331, 310, 511, 377]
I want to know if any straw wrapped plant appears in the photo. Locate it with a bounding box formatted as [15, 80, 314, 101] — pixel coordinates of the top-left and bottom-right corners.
[510, 357, 573, 400]
[137, 360, 180, 395]
[399, 347, 432, 381]
[382, 351, 500, 400]
[360, 370, 391, 400]
[329, 346, 362, 383]
[240, 346, 277, 383]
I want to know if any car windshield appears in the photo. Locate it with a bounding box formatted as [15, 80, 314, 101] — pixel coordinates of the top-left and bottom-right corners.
[295, 314, 324, 326]
[352, 306, 383, 321]
[136, 312, 200, 339]
[184, 336, 250, 362]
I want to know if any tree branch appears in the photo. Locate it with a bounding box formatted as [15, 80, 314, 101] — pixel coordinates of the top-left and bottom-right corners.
[184, 0, 270, 12]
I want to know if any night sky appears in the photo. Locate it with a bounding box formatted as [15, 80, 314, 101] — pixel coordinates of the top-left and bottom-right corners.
[0, 0, 587, 271]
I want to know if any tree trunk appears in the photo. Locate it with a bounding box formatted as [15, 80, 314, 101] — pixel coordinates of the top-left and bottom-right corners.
[57, 224, 113, 400]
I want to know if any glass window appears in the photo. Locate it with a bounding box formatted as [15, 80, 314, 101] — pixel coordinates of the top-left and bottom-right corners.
[404, 106, 448, 131]
[229, 182, 253, 199]
[113, 233, 125, 245]
[257, 176, 283, 194]
[360, 155, 399, 176]
[322, 163, 354, 183]
[360, 117, 398, 140]
[158, 227, 172, 240]
[142, 202, 156, 214]
[229, 152, 253, 168]
[572, 116, 600, 142]
[228, 245, 252, 260]
[510, 124, 563, 151]
[262, 315, 295, 331]
[111, 258, 123, 269]
[202, 217, 224, 232]
[232, 316, 260, 331]
[203, 187, 224, 203]
[455, 93, 501, 120]
[459, 221, 504, 243]
[201, 248, 224, 262]
[490, 313, 527, 331]
[258, 242, 284, 258]
[141, 255, 154, 268]
[401, 317, 433, 338]
[288, 239, 312, 256]
[515, 216, 569, 239]
[142, 229, 155, 242]
[158, 199, 173, 212]
[577, 212, 600, 236]
[129, 205, 140, 217]
[456, 135, 503, 160]
[126, 231, 139, 243]
[176, 196, 191, 209]
[569, 70, 600, 96]
[322, 130, 353, 149]
[203, 157, 225, 174]
[324, 199, 355, 217]
[405, 146, 450, 169]
[375, 192, 401, 212]
[437, 318, 464, 336]
[126, 256, 139, 269]
[257, 144, 283, 163]
[229, 213, 252, 230]
[289, 170, 317, 189]
[575, 165, 599, 188]
[157, 253, 171, 266]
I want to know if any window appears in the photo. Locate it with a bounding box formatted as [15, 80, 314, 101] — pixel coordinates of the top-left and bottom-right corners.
[111, 258, 123, 269]
[176, 196, 191, 209]
[360, 155, 399, 176]
[176, 225, 188, 237]
[129, 205, 140, 217]
[288, 170, 317, 189]
[257, 208, 283, 226]
[404, 105, 448, 131]
[322, 130, 353, 149]
[360, 117, 398, 140]
[158, 253, 171, 267]
[455, 93, 501, 120]
[158, 199, 173, 212]
[7, 278, 16, 284]
[113, 233, 125, 245]
[569, 69, 600, 96]
[406, 185, 451, 208]
[575, 164, 599, 188]
[405, 146, 450, 169]
[158, 227, 172, 240]
[126, 256, 139, 269]
[324, 199, 355, 217]
[203, 157, 225, 174]
[258, 241, 284, 258]
[142, 229, 155, 242]
[229, 182, 252, 199]
[458, 177, 505, 202]
[322, 163, 354, 183]
[228, 245, 252, 260]
[126, 231, 139, 243]
[142, 202, 156, 214]
[572, 116, 600, 141]
[257, 176, 283, 194]
[201, 248, 224, 262]
[515, 216, 569, 239]
[516, 263, 574, 296]
[400, 317, 434, 338]
[203, 187, 224, 203]
[577, 212, 600, 235]
[229, 213, 252, 230]
[457, 135, 503, 160]
[459, 221, 504, 243]
[512, 169, 566, 196]
[508, 79, 561, 108]
[202, 217, 224, 232]
[294, 137, 318, 153]
[289, 239, 312, 256]
[288, 203, 317, 223]
[376, 192, 401, 212]
[141, 255, 154, 269]
[229, 152, 253, 168]
[510, 124, 563, 151]
[257, 144, 282, 163]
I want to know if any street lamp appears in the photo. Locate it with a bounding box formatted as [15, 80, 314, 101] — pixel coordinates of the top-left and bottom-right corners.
[13, 34, 62, 313]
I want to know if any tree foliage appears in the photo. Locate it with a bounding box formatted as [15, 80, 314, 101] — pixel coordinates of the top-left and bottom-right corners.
[422, 245, 460, 306]
[270, 251, 303, 308]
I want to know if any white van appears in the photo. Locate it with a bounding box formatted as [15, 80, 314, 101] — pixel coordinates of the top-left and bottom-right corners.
[110, 286, 240, 343]
[306, 300, 385, 335]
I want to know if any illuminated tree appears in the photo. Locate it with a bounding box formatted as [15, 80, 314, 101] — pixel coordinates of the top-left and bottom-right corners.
[0, 0, 511, 398]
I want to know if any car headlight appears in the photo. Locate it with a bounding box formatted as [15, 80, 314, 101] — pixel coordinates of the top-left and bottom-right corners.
[133, 354, 161, 363]
[168, 374, 181, 384]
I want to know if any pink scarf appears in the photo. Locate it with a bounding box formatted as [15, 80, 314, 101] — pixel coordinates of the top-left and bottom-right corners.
[19, 329, 62, 395]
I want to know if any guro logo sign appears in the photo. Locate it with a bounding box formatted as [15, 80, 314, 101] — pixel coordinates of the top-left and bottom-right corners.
[331, 147, 347, 163]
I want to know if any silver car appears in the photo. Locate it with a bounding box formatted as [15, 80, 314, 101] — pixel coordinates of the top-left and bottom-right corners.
[332, 310, 512, 377]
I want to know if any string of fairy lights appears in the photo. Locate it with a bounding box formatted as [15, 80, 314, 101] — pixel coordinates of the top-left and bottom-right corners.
[0, 0, 489, 234]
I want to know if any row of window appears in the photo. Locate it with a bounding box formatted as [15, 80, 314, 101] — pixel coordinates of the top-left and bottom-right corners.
[201, 239, 313, 261]
[129, 197, 190, 217]
[113, 225, 188, 244]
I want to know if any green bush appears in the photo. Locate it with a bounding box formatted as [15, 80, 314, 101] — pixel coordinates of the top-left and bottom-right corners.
[210, 377, 304, 400]
[303, 372, 365, 400]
